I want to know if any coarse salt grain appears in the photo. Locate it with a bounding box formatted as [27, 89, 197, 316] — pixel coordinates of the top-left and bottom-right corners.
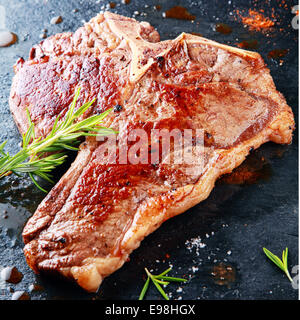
[192, 266, 199, 273]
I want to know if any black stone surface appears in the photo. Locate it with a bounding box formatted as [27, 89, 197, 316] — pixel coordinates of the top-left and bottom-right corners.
[0, 0, 298, 300]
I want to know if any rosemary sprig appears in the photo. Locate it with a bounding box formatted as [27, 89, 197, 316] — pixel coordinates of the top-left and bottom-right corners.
[263, 247, 293, 282]
[139, 267, 187, 300]
[0, 88, 116, 192]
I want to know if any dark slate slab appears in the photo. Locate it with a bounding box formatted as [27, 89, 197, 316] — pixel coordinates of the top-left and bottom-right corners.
[0, 0, 298, 300]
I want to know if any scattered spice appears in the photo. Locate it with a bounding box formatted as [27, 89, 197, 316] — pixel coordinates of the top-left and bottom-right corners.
[0, 31, 17, 47]
[191, 266, 199, 273]
[114, 104, 123, 112]
[268, 49, 288, 59]
[211, 263, 236, 288]
[185, 236, 206, 256]
[215, 23, 232, 35]
[50, 16, 63, 25]
[39, 33, 47, 39]
[11, 291, 30, 300]
[237, 39, 259, 50]
[0, 266, 23, 284]
[164, 6, 196, 21]
[191, 32, 203, 37]
[28, 283, 44, 293]
[236, 9, 274, 31]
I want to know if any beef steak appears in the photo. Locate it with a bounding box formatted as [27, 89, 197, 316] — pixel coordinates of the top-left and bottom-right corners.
[9, 12, 294, 292]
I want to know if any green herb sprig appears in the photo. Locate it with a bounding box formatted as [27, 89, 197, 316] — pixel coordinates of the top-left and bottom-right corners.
[139, 267, 187, 300]
[0, 88, 116, 192]
[263, 247, 293, 282]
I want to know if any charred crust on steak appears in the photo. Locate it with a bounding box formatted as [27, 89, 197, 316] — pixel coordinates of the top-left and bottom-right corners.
[113, 104, 123, 112]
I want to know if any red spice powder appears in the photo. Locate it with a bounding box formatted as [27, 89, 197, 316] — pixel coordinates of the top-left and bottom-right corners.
[236, 39, 259, 50]
[267, 49, 288, 59]
[165, 6, 196, 21]
[236, 9, 275, 31]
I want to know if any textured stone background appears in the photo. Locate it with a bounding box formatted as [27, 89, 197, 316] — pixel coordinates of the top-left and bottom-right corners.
[0, 0, 298, 300]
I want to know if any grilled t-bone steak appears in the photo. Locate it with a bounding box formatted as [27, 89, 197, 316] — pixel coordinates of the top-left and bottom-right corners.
[9, 12, 294, 292]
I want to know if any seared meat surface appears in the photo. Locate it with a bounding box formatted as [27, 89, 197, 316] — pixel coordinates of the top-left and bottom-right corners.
[9, 12, 294, 292]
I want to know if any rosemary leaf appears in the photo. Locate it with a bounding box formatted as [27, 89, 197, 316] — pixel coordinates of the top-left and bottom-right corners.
[152, 279, 170, 300]
[0, 88, 116, 192]
[156, 267, 172, 278]
[263, 247, 293, 282]
[154, 279, 170, 286]
[138, 277, 150, 300]
[139, 267, 187, 300]
[29, 172, 48, 193]
[158, 276, 187, 282]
